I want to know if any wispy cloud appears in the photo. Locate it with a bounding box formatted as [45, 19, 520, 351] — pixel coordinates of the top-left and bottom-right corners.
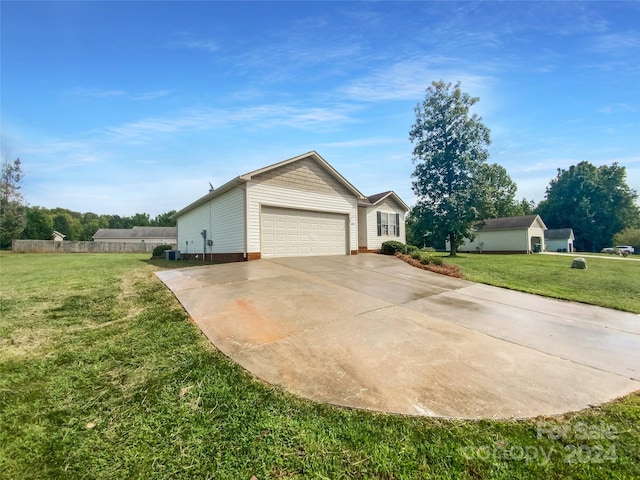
[340, 57, 493, 102]
[64, 87, 127, 98]
[598, 103, 636, 115]
[131, 90, 172, 101]
[63, 87, 171, 101]
[175, 37, 220, 52]
[94, 103, 358, 144]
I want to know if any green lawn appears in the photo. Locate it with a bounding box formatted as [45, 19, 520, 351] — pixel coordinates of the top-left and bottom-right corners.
[439, 253, 640, 313]
[1, 253, 639, 479]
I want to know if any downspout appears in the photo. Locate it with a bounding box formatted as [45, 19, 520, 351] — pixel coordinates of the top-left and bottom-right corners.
[243, 183, 248, 259]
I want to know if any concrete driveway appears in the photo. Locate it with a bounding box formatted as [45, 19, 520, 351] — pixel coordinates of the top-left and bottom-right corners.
[156, 254, 640, 419]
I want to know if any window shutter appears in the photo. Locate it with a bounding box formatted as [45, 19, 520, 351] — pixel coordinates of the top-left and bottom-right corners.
[377, 211, 381, 236]
[395, 214, 400, 237]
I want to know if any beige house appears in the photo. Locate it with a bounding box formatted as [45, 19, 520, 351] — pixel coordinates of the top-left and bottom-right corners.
[453, 215, 548, 254]
[52, 230, 66, 242]
[174, 151, 408, 262]
[92, 226, 177, 244]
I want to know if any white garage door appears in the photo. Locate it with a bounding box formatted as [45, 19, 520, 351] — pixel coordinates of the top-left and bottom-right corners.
[261, 206, 348, 257]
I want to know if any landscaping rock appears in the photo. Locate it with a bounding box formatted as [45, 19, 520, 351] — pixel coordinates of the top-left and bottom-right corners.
[571, 257, 587, 269]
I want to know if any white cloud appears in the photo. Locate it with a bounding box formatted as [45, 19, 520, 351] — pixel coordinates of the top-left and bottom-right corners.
[177, 38, 220, 52]
[340, 57, 493, 102]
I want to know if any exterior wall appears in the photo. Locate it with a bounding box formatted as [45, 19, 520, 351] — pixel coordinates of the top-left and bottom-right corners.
[456, 226, 547, 253]
[546, 238, 573, 252]
[176, 187, 245, 256]
[527, 226, 546, 252]
[357, 206, 368, 248]
[458, 229, 528, 253]
[360, 198, 406, 251]
[246, 159, 359, 254]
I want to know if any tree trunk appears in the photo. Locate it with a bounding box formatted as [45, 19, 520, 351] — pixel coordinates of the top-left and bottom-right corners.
[448, 232, 457, 257]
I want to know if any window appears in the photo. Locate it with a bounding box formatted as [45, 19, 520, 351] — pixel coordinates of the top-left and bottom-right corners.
[377, 211, 400, 237]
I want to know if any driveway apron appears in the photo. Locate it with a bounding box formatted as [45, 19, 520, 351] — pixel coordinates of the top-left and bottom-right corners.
[156, 254, 640, 419]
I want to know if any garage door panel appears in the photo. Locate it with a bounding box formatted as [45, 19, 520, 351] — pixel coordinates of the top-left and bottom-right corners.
[262, 206, 347, 258]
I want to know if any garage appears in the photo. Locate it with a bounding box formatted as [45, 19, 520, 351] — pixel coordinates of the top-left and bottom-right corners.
[261, 206, 348, 257]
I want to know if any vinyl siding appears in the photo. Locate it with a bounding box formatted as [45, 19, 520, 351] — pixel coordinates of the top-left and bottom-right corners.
[176, 187, 245, 254]
[360, 198, 406, 250]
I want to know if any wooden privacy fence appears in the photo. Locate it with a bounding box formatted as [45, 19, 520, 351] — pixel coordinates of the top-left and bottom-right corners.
[11, 240, 173, 254]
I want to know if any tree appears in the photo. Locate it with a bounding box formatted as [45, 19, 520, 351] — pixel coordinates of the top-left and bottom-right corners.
[536, 161, 640, 251]
[409, 81, 491, 255]
[0, 157, 27, 248]
[474, 163, 518, 219]
[152, 210, 177, 227]
[613, 228, 640, 253]
[21, 206, 53, 240]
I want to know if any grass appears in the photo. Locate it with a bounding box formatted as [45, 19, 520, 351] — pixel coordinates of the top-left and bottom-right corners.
[439, 253, 640, 313]
[1, 252, 639, 479]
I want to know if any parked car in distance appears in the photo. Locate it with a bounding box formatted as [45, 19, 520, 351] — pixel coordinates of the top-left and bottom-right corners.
[616, 245, 635, 254]
[601, 247, 615, 254]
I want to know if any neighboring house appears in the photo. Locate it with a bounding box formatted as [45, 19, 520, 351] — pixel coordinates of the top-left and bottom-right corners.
[545, 228, 575, 252]
[174, 151, 408, 262]
[52, 230, 66, 242]
[92, 226, 177, 244]
[452, 214, 548, 254]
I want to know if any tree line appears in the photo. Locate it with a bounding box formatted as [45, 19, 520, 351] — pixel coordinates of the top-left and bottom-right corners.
[19, 207, 177, 244]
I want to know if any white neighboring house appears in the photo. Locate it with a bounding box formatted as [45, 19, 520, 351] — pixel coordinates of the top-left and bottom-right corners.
[174, 151, 408, 262]
[451, 215, 548, 254]
[92, 226, 177, 244]
[545, 228, 575, 252]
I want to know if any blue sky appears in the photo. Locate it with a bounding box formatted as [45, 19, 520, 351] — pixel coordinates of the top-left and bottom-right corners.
[2, 1, 639, 217]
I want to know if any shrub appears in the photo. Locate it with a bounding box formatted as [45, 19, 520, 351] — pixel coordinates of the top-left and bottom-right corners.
[420, 247, 436, 252]
[381, 241, 406, 255]
[152, 244, 174, 258]
[410, 250, 422, 260]
[420, 254, 444, 266]
[405, 245, 419, 255]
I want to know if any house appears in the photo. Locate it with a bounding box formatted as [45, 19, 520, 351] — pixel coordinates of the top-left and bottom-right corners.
[359, 191, 409, 252]
[174, 151, 408, 261]
[545, 228, 575, 252]
[453, 214, 548, 254]
[52, 230, 66, 242]
[92, 226, 177, 244]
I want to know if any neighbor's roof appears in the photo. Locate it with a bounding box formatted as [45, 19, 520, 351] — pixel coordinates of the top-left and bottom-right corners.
[360, 191, 410, 212]
[92, 226, 177, 239]
[478, 215, 547, 231]
[545, 228, 575, 240]
[174, 151, 366, 218]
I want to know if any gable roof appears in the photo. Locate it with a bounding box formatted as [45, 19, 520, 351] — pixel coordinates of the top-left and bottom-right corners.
[545, 228, 575, 240]
[92, 226, 177, 240]
[175, 151, 365, 218]
[360, 191, 410, 212]
[479, 215, 547, 231]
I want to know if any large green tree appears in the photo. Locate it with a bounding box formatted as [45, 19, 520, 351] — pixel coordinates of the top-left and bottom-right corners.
[409, 81, 491, 255]
[536, 161, 640, 251]
[0, 157, 27, 248]
[474, 163, 519, 219]
[20, 206, 53, 240]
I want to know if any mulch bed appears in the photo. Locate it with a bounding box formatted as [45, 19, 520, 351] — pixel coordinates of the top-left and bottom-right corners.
[394, 252, 464, 278]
